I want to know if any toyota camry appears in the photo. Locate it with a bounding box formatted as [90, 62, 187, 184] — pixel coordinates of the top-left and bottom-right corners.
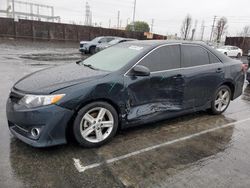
[6, 40, 245, 148]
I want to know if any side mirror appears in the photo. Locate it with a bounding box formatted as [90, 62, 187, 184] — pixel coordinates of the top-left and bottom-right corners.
[131, 65, 150, 76]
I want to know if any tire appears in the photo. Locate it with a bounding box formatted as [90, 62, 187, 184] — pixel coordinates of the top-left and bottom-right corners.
[89, 46, 96, 55]
[236, 53, 241, 58]
[210, 85, 231, 115]
[73, 102, 118, 148]
[224, 52, 227, 56]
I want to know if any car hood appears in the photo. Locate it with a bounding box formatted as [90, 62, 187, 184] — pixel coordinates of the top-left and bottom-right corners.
[14, 63, 110, 94]
[217, 49, 228, 52]
[80, 41, 89, 44]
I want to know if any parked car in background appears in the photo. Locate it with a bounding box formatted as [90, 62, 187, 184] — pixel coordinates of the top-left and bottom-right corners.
[95, 38, 136, 52]
[217, 45, 243, 58]
[79, 36, 117, 54]
[6, 40, 245, 148]
[247, 69, 250, 83]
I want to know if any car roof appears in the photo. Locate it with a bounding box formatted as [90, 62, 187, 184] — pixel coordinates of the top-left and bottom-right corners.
[98, 36, 119, 38]
[120, 40, 232, 63]
[123, 40, 210, 48]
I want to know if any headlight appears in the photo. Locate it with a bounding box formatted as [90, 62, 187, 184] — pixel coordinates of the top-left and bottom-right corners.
[19, 94, 65, 108]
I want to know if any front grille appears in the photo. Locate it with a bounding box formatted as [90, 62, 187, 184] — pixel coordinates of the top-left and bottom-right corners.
[9, 89, 24, 103]
[80, 44, 84, 48]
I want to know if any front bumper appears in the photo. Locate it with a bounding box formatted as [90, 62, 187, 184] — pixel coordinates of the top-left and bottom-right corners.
[6, 97, 74, 148]
[79, 46, 87, 53]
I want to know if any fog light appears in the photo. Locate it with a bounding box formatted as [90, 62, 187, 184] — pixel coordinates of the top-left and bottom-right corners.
[31, 128, 40, 139]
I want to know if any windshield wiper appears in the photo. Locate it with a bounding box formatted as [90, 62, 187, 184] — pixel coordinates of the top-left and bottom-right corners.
[83, 63, 99, 70]
[76, 60, 82, 64]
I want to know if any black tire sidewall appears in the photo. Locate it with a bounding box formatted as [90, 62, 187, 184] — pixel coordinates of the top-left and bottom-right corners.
[73, 102, 119, 148]
[89, 46, 95, 55]
[210, 85, 231, 115]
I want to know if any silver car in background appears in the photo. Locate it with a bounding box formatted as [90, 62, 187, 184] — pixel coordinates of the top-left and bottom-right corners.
[95, 38, 136, 52]
[79, 36, 118, 54]
[217, 45, 243, 58]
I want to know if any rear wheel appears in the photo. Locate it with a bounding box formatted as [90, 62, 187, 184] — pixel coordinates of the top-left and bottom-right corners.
[210, 85, 231, 115]
[236, 53, 241, 58]
[224, 52, 228, 56]
[89, 46, 96, 55]
[73, 102, 118, 147]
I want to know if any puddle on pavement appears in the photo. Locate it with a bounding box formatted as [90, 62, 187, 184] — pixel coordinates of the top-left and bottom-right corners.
[20, 53, 85, 62]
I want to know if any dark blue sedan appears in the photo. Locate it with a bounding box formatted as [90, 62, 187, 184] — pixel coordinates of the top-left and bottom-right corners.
[6, 40, 245, 148]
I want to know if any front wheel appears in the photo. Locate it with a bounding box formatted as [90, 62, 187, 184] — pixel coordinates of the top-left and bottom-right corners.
[89, 46, 96, 55]
[210, 85, 231, 115]
[73, 102, 118, 147]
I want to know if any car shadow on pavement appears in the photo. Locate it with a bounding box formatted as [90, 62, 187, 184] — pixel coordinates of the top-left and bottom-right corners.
[8, 110, 236, 187]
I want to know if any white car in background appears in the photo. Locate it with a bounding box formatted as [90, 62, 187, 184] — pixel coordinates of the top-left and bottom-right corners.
[217, 45, 243, 58]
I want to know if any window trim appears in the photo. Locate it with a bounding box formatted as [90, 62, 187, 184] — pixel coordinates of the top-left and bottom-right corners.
[124, 43, 223, 77]
[124, 43, 181, 76]
[208, 51, 221, 64]
[181, 44, 222, 62]
[181, 44, 221, 68]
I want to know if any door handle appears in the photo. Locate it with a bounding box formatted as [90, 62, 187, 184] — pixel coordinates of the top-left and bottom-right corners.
[216, 68, 223, 73]
[173, 74, 184, 79]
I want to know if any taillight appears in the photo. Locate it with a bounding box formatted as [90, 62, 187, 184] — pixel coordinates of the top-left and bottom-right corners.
[242, 63, 248, 72]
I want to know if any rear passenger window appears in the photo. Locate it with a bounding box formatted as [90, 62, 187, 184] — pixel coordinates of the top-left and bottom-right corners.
[208, 52, 221, 64]
[139, 45, 181, 72]
[181, 45, 210, 67]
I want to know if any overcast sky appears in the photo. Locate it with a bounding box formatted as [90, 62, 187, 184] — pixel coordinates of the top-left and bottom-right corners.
[1, 0, 250, 40]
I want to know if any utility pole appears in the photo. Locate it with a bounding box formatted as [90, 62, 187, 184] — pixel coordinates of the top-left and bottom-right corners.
[30, 4, 33, 20]
[120, 20, 122, 28]
[132, 0, 136, 31]
[109, 19, 111, 28]
[126, 18, 130, 26]
[190, 20, 198, 41]
[51, 7, 54, 22]
[37, 5, 40, 21]
[11, 0, 15, 19]
[85, 2, 91, 25]
[209, 16, 217, 42]
[151, 19, 154, 33]
[117, 10, 120, 29]
[200, 20, 205, 41]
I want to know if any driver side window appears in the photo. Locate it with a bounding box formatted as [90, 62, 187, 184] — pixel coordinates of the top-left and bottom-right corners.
[99, 38, 107, 43]
[139, 45, 181, 72]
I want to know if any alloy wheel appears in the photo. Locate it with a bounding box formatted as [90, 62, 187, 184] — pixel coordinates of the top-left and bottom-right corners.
[79, 107, 114, 143]
[214, 89, 230, 112]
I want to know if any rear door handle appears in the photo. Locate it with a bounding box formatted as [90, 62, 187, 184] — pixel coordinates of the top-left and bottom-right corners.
[173, 74, 184, 79]
[216, 68, 223, 73]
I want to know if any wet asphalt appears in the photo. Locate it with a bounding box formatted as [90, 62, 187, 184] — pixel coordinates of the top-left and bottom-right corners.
[0, 41, 250, 188]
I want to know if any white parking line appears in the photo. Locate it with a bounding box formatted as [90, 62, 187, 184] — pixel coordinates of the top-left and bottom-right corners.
[73, 117, 250, 173]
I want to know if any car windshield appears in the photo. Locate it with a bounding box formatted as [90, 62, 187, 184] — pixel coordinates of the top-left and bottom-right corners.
[91, 37, 102, 42]
[80, 44, 145, 71]
[108, 39, 121, 45]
